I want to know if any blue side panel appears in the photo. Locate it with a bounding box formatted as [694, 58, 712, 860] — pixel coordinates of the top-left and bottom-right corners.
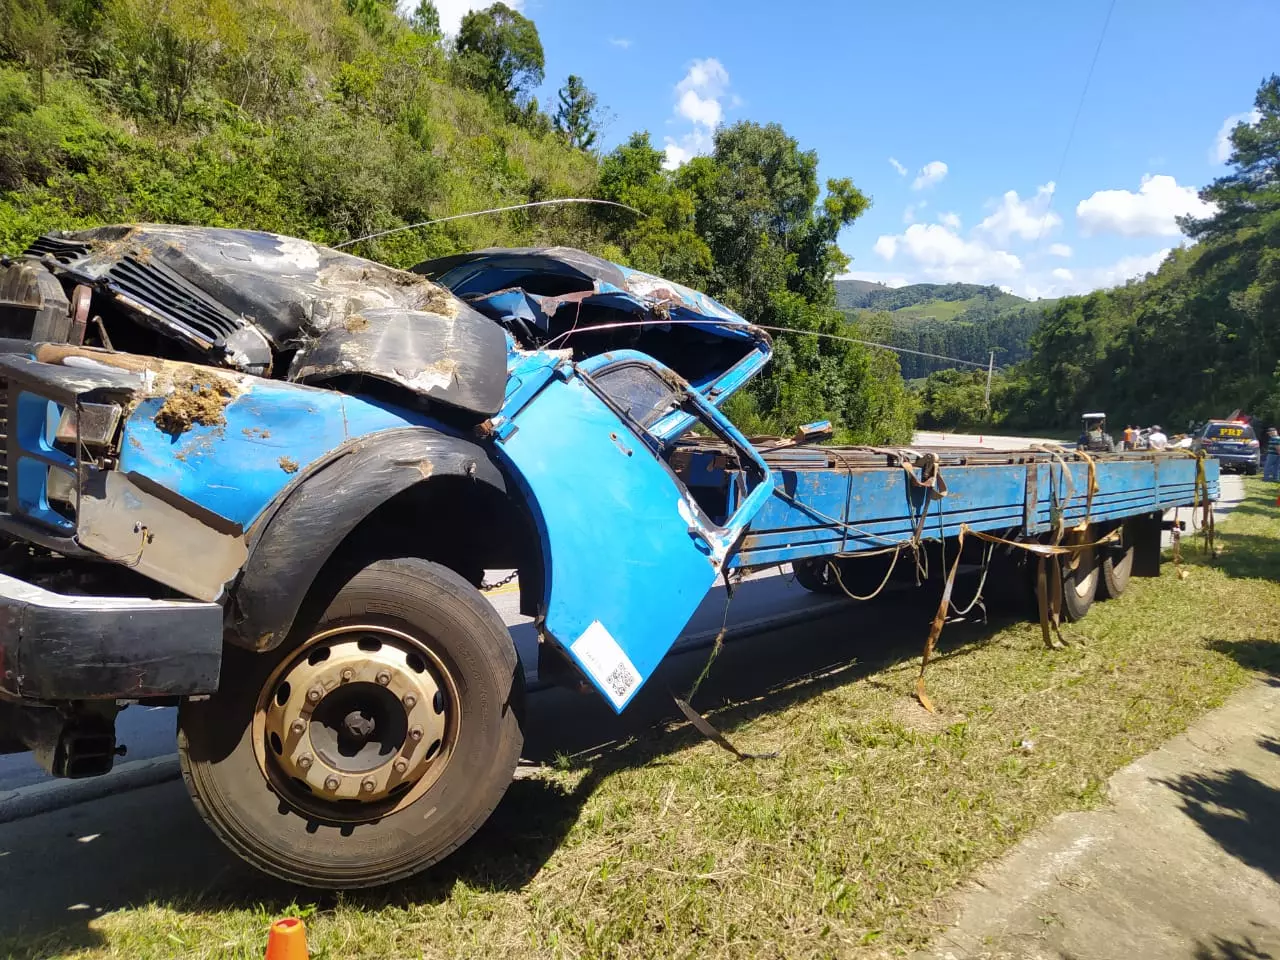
[493, 367, 722, 712]
[118, 381, 431, 529]
[735, 454, 1217, 569]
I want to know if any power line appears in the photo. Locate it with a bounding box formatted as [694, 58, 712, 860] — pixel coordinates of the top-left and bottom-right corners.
[542, 317, 995, 370]
[1035, 0, 1119, 246]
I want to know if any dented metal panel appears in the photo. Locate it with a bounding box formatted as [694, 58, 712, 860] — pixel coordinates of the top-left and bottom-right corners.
[22, 226, 504, 415]
[77, 471, 248, 602]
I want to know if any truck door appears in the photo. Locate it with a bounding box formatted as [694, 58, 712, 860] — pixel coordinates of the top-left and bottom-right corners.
[492, 352, 773, 711]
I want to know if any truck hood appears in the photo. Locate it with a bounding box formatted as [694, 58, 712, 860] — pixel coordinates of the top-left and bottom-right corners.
[23, 225, 508, 416]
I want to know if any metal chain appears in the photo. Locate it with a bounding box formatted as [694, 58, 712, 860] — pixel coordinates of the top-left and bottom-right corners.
[481, 570, 519, 591]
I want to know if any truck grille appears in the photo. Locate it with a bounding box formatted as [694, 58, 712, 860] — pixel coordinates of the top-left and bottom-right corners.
[104, 255, 244, 349]
[24, 235, 91, 265]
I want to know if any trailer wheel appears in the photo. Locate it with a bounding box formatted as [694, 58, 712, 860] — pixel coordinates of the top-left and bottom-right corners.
[179, 558, 523, 889]
[791, 558, 841, 594]
[1098, 523, 1134, 600]
[1059, 532, 1099, 621]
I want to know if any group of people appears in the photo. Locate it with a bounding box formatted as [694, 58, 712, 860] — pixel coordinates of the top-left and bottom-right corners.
[1121, 425, 1168, 450]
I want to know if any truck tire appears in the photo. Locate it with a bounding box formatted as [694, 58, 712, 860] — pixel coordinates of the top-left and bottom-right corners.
[179, 558, 524, 889]
[791, 558, 841, 594]
[1098, 523, 1134, 600]
[792, 554, 899, 598]
[1059, 534, 1098, 621]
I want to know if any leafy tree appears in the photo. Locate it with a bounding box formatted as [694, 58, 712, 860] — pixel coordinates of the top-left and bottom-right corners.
[409, 0, 440, 37]
[454, 2, 544, 105]
[552, 74, 600, 150]
[598, 131, 711, 287]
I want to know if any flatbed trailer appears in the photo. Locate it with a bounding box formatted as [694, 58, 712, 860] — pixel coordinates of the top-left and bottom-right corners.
[0, 227, 1217, 889]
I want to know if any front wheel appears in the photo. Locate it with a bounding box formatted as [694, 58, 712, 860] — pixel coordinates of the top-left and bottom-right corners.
[179, 558, 524, 888]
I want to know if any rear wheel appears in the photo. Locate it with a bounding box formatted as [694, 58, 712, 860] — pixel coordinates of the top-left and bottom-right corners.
[1059, 531, 1098, 621]
[1099, 523, 1134, 600]
[179, 558, 524, 888]
[791, 557, 841, 594]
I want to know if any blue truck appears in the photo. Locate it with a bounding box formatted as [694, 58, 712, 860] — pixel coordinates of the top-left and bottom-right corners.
[0, 227, 1217, 888]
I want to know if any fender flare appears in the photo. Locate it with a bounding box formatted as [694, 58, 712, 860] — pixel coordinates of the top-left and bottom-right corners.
[228, 426, 509, 651]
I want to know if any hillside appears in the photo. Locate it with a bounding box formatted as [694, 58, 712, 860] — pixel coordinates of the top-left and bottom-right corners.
[836, 279, 1030, 316]
[0, 0, 916, 445]
[835, 279, 1052, 379]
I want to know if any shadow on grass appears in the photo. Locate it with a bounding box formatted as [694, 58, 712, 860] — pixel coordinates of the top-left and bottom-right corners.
[1209, 639, 1280, 676]
[0, 583, 1017, 956]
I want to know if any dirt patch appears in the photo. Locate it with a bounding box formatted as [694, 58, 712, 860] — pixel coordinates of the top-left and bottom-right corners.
[343, 313, 370, 332]
[153, 373, 240, 436]
[278, 456, 299, 474]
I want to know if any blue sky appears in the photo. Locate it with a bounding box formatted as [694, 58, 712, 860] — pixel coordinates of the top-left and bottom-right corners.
[434, 0, 1280, 299]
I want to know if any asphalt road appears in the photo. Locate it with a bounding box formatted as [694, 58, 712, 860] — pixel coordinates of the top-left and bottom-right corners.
[0, 441, 1245, 796]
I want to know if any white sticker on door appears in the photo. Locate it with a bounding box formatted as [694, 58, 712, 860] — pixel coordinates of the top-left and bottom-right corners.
[570, 620, 642, 708]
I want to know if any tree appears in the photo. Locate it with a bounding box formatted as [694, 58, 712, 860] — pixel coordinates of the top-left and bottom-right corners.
[454, 2, 544, 105]
[1184, 75, 1280, 243]
[552, 74, 600, 150]
[409, 0, 440, 37]
[598, 131, 712, 287]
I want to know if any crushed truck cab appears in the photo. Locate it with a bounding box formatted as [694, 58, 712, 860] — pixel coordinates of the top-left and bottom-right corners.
[0, 226, 1217, 888]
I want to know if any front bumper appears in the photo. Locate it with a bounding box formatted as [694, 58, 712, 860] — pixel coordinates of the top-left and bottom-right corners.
[1209, 452, 1259, 471]
[0, 572, 222, 701]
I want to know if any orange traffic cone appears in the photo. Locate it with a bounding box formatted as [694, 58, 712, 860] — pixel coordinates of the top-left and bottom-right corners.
[265, 917, 308, 960]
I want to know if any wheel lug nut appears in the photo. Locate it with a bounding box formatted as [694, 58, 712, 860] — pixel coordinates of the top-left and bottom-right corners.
[376, 671, 391, 686]
[298, 755, 313, 770]
[409, 726, 423, 742]
[306, 686, 322, 703]
[340, 668, 354, 682]
[361, 778, 377, 793]
[290, 720, 306, 736]
[392, 758, 408, 774]
[403, 694, 417, 709]
[324, 775, 340, 791]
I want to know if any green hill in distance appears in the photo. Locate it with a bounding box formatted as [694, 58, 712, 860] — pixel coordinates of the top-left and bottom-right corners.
[835, 278, 1055, 379]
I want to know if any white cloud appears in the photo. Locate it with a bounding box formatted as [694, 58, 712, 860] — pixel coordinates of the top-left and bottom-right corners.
[976, 182, 1061, 244]
[662, 58, 730, 170]
[676, 88, 722, 127]
[888, 157, 907, 177]
[1212, 110, 1261, 164]
[413, 0, 523, 35]
[1076, 174, 1216, 237]
[1049, 243, 1073, 258]
[911, 160, 948, 191]
[938, 211, 961, 230]
[872, 222, 1023, 285]
[662, 128, 714, 169]
[609, 37, 632, 49]
[1018, 248, 1174, 300]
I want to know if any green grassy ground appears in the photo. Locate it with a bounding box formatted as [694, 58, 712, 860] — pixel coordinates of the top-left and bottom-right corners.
[8, 482, 1280, 959]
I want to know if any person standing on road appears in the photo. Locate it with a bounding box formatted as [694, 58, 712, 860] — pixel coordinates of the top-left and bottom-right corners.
[1148, 424, 1168, 450]
[1265, 427, 1280, 481]
[1124, 424, 1137, 450]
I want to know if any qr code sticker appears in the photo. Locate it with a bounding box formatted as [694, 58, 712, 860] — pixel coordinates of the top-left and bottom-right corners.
[604, 661, 640, 701]
[571, 620, 642, 708]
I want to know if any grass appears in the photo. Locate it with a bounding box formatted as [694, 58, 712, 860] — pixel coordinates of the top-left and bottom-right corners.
[7, 481, 1280, 959]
